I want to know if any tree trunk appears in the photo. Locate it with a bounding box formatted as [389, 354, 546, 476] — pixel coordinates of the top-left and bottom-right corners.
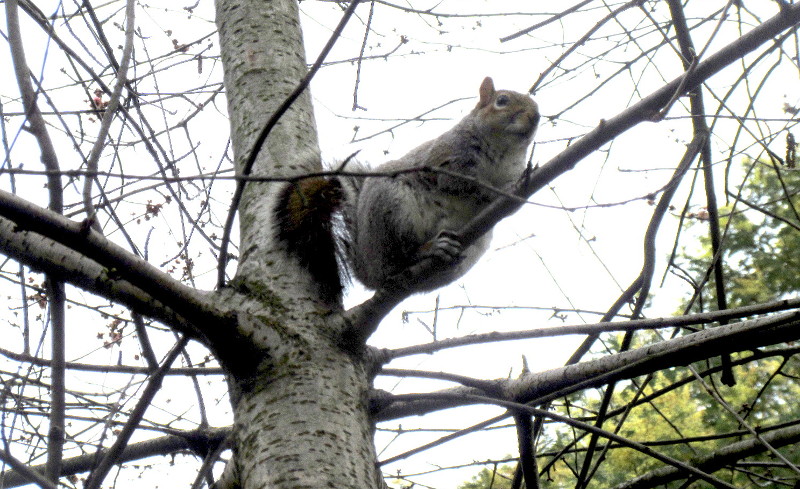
[214, 0, 384, 487]
[230, 316, 383, 489]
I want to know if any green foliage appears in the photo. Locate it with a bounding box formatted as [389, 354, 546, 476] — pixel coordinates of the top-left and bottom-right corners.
[684, 158, 800, 309]
[459, 155, 800, 487]
[533, 356, 800, 487]
[457, 462, 515, 489]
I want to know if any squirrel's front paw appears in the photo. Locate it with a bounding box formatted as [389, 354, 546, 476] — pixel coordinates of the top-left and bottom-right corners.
[425, 230, 464, 264]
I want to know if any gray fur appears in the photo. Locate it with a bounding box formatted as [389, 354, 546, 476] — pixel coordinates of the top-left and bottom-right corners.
[340, 78, 539, 292]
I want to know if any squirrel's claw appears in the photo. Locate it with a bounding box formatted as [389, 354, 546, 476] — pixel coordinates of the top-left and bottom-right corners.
[427, 230, 465, 264]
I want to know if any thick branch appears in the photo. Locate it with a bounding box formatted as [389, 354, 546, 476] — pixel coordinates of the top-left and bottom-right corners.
[612, 422, 800, 489]
[0, 216, 201, 338]
[375, 310, 800, 421]
[0, 428, 230, 488]
[513, 412, 540, 489]
[0, 189, 234, 337]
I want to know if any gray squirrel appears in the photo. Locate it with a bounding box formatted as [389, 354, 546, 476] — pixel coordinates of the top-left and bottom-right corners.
[275, 77, 540, 303]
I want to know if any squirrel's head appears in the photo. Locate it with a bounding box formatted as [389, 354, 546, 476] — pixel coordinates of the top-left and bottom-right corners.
[474, 77, 540, 144]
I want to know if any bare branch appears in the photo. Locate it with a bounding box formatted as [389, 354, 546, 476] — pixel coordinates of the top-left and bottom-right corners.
[0, 216, 202, 337]
[0, 189, 232, 335]
[84, 336, 189, 489]
[0, 428, 230, 488]
[6, 0, 69, 480]
[0, 448, 58, 489]
[389, 392, 739, 489]
[376, 309, 800, 421]
[613, 423, 800, 489]
[666, 0, 736, 387]
[82, 0, 136, 229]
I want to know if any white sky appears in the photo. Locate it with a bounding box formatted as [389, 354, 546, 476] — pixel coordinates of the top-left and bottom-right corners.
[1, 0, 798, 488]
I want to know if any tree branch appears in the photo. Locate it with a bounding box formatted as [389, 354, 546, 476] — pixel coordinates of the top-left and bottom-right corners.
[665, 0, 735, 387]
[44, 277, 65, 483]
[375, 309, 800, 421]
[0, 428, 230, 488]
[389, 392, 738, 489]
[513, 411, 540, 489]
[0, 216, 202, 338]
[575, 133, 705, 488]
[0, 189, 234, 336]
[82, 0, 136, 229]
[6, 0, 69, 480]
[84, 336, 189, 489]
[612, 422, 800, 489]
[0, 448, 58, 489]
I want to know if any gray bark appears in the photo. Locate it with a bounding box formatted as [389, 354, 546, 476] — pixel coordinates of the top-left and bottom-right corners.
[214, 0, 384, 487]
[216, 0, 321, 294]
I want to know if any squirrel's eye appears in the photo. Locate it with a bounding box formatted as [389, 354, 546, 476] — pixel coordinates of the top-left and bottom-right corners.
[494, 94, 510, 108]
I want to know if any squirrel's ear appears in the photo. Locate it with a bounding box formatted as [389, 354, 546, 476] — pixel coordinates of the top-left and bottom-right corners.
[477, 77, 495, 108]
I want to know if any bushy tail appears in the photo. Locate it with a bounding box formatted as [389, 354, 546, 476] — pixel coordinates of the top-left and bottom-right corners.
[273, 157, 366, 305]
[334, 158, 367, 289]
[274, 174, 345, 304]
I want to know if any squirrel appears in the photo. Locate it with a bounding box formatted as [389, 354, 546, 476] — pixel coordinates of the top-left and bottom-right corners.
[275, 77, 540, 303]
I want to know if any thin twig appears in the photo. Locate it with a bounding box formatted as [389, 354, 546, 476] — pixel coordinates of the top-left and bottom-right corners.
[352, 1, 375, 111]
[574, 133, 705, 487]
[529, 0, 646, 94]
[500, 0, 593, 43]
[392, 392, 739, 489]
[690, 364, 800, 476]
[5, 0, 69, 482]
[83, 336, 190, 489]
[666, 0, 735, 387]
[82, 0, 136, 230]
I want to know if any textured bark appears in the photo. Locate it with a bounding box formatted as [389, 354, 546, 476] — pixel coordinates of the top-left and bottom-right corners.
[215, 1, 384, 487]
[216, 0, 321, 295]
[232, 316, 382, 489]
